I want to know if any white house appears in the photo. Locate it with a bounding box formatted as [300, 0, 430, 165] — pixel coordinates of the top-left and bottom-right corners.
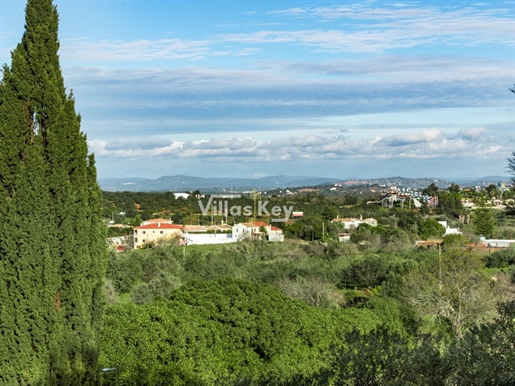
[232, 221, 272, 240]
[331, 216, 378, 230]
[438, 221, 462, 236]
[268, 226, 285, 242]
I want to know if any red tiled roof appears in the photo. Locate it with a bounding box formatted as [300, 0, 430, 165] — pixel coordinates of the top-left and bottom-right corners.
[145, 218, 172, 223]
[135, 223, 184, 230]
[271, 226, 282, 231]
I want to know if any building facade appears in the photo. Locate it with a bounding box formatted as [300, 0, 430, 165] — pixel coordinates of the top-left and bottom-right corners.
[133, 220, 184, 248]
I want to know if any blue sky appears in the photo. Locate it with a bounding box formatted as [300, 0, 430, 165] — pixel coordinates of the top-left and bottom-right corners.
[1, 0, 514, 180]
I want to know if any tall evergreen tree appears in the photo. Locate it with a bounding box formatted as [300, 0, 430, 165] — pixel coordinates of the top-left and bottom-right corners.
[0, 0, 107, 384]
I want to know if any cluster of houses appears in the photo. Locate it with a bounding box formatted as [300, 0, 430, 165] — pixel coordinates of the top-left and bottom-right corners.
[113, 215, 383, 249]
[330, 216, 377, 242]
[130, 216, 378, 249]
[131, 218, 285, 248]
[110, 213, 515, 253]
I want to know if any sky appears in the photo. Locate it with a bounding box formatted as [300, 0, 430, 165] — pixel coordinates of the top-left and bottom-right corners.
[1, 0, 514, 181]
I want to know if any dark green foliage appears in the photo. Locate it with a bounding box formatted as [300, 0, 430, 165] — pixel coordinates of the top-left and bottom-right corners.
[436, 191, 463, 215]
[442, 233, 467, 247]
[0, 0, 107, 383]
[315, 327, 442, 385]
[423, 183, 439, 196]
[483, 247, 515, 268]
[417, 218, 445, 240]
[106, 251, 143, 293]
[322, 205, 338, 221]
[448, 183, 460, 193]
[100, 278, 394, 385]
[131, 271, 181, 304]
[473, 206, 495, 237]
[339, 254, 391, 289]
[0, 138, 55, 384]
[381, 258, 417, 295]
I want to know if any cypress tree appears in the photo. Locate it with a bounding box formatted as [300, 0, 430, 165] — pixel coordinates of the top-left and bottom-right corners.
[0, 0, 107, 384]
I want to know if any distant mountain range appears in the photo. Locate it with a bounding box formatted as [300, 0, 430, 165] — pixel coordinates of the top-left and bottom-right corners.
[98, 174, 511, 192]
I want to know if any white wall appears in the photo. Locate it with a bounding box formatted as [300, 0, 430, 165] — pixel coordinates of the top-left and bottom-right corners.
[184, 233, 236, 245]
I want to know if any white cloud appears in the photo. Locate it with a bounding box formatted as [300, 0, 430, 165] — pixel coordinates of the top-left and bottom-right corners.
[267, 8, 307, 16]
[63, 59, 510, 144]
[60, 37, 212, 62]
[57, 3, 513, 64]
[379, 129, 445, 147]
[220, 3, 513, 53]
[457, 127, 487, 140]
[88, 127, 503, 164]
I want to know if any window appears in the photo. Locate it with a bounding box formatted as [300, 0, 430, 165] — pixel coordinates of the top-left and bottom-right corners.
[135, 238, 138, 243]
[160, 231, 163, 234]
[142, 231, 146, 234]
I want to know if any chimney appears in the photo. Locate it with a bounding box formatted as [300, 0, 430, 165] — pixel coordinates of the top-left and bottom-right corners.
[360, 215, 362, 220]
[158, 222, 160, 227]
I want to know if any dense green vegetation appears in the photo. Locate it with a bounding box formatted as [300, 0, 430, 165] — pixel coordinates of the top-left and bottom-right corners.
[0, 0, 107, 384]
[99, 239, 515, 385]
[98, 165, 515, 385]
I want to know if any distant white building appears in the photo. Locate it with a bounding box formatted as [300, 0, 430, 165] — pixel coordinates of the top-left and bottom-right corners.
[438, 221, 462, 236]
[480, 238, 515, 248]
[231, 222, 284, 242]
[232, 221, 271, 240]
[182, 224, 235, 245]
[331, 216, 378, 230]
[338, 233, 351, 242]
[173, 193, 190, 199]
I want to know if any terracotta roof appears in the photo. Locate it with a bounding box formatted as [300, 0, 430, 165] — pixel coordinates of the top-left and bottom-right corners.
[144, 218, 172, 223]
[108, 224, 131, 228]
[183, 225, 208, 232]
[135, 223, 184, 230]
[332, 217, 352, 222]
[206, 225, 232, 230]
[271, 226, 283, 231]
[237, 221, 270, 228]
